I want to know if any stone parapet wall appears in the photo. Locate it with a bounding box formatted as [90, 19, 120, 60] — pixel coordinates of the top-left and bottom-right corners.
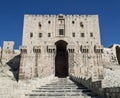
[69, 75, 103, 97]
[104, 87, 120, 98]
[70, 75, 120, 98]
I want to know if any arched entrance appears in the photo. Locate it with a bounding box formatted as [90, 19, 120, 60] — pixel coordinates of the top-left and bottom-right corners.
[55, 40, 68, 77]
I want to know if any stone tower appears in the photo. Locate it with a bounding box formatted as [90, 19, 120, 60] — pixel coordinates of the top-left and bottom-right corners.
[19, 14, 103, 80]
[1, 41, 14, 65]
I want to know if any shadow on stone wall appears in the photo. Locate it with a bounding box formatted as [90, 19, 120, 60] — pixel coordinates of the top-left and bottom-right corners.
[116, 46, 120, 65]
[70, 75, 120, 98]
[7, 55, 20, 81]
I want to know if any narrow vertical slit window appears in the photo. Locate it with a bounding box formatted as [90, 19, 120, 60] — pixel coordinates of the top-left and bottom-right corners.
[48, 33, 51, 37]
[48, 21, 51, 24]
[90, 32, 93, 37]
[30, 32, 33, 38]
[72, 32, 75, 37]
[38, 22, 42, 29]
[39, 33, 42, 38]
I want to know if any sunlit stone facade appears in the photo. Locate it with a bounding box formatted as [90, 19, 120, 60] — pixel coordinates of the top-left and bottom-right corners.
[19, 14, 103, 80]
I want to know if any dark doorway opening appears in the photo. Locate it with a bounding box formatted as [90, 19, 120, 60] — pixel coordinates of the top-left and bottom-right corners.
[55, 40, 68, 78]
[116, 46, 120, 65]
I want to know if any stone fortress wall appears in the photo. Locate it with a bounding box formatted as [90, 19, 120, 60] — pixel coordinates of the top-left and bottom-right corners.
[0, 41, 20, 65]
[102, 44, 120, 66]
[0, 14, 120, 98]
[1, 42, 119, 66]
[19, 14, 103, 80]
[0, 14, 119, 81]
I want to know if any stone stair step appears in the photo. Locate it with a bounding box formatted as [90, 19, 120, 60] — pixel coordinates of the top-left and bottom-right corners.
[36, 87, 76, 89]
[25, 78, 99, 98]
[26, 93, 83, 96]
[30, 90, 83, 93]
[45, 84, 76, 86]
[28, 96, 89, 98]
[32, 89, 82, 92]
[39, 86, 77, 88]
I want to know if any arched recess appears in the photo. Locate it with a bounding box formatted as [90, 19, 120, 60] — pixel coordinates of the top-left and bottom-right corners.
[116, 46, 120, 65]
[55, 40, 69, 77]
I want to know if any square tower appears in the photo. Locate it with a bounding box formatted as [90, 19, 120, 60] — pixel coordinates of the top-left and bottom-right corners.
[1, 41, 14, 65]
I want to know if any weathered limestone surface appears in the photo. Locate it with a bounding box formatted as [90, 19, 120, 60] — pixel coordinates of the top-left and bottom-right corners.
[0, 14, 120, 98]
[0, 65, 56, 98]
[69, 44, 120, 98]
[0, 14, 119, 82]
[102, 67, 120, 88]
[1, 41, 20, 65]
[19, 14, 103, 80]
[102, 44, 120, 66]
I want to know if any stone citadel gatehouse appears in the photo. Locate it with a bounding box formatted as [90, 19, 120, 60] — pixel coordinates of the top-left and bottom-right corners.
[19, 14, 103, 80]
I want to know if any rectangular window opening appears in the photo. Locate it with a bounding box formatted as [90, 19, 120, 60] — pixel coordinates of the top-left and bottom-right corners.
[59, 29, 64, 35]
[39, 33, 42, 38]
[81, 33, 84, 37]
[72, 32, 75, 37]
[90, 33, 93, 37]
[48, 33, 51, 37]
[30, 32, 33, 38]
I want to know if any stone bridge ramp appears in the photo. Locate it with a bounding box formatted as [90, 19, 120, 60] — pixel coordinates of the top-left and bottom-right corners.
[25, 78, 100, 98]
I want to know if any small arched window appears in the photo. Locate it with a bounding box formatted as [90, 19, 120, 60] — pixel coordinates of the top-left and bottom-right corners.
[80, 22, 84, 28]
[48, 21, 51, 24]
[30, 32, 33, 38]
[72, 21, 75, 24]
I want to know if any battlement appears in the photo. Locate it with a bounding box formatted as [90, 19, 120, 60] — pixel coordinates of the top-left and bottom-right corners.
[24, 14, 98, 17]
[24, 14, 99, 20]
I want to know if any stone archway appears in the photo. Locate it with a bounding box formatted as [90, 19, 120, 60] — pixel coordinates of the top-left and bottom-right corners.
[55, 40, 69, 77]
